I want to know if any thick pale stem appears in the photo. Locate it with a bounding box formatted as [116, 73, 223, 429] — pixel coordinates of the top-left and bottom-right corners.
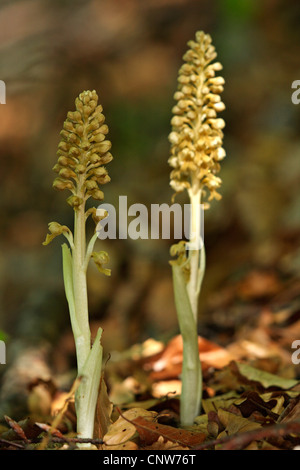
[186, 185, 202, 323]
[63, 231, 101, 441]
[72, 194, 91, 373]
[71, 182, 101, 441]
[172, 263, 202, 426]
[172, 180, 205, 425]
[76, 327, 103, 444]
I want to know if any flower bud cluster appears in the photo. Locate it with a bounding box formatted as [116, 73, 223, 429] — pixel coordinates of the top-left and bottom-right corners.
[169, 31, 226, 204]
[53, 90, 113, 208]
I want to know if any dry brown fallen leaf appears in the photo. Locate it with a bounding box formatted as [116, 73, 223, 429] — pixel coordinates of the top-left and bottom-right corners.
[217, 408, 262, 438]
[94, 374, 113, 440]
[0, 417, 42, 442]
[35, 422, 64, 438]
[144, 334, 235, 381]
[131, 415, 207, 448]
[281, 395, 300, 423]
[4, 416, 28, 442]
[102, 408, 157, 450]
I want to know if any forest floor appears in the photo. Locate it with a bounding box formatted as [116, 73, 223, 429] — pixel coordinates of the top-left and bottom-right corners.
[1, 262, 300, 451]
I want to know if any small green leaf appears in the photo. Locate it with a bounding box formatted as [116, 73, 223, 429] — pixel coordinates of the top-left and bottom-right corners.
[236, 362, 299, 389]
[62, 243, 81, 341]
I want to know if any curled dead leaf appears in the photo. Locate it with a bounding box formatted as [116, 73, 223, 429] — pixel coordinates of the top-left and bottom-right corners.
[102, 408, 157, 450]
[132, 415, 207, 448]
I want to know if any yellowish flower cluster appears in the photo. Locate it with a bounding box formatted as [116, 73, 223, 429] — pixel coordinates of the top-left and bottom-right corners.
[168, 31, 226, 204]
[53, 90, 113, 209]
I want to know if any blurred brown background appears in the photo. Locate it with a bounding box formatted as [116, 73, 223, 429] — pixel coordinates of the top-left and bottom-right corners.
[0, 0, 300, 415]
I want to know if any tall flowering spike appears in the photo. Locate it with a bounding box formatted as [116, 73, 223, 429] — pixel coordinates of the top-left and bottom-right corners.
[53, 90, 113, 209]
[43, 90, 114, 442]
[168, 31, 226, 205]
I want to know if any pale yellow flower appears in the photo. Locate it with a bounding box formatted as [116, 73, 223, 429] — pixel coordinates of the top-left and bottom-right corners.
[169, 31, 226, 205]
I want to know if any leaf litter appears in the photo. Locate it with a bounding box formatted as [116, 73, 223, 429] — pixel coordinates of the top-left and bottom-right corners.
[1, 267, 300, 451]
